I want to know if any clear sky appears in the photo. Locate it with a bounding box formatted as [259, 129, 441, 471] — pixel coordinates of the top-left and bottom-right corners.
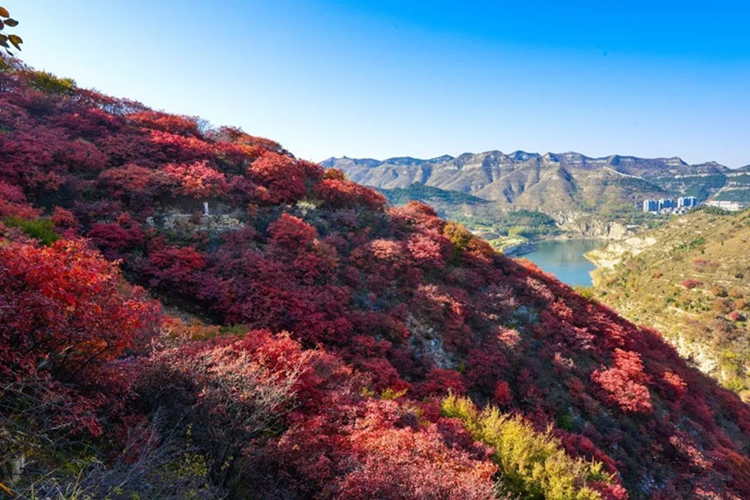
[6, 1, 750, 167]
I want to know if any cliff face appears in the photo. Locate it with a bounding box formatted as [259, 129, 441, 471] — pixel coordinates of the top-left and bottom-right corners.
[586, 236, 659, 272]
[552, 212, 631, 240]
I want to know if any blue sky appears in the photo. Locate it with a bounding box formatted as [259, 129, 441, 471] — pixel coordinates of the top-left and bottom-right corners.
[6, 1, 750, 167]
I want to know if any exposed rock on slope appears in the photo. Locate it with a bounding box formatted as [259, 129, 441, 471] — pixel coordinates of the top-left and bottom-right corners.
[552, 212, 631, 239]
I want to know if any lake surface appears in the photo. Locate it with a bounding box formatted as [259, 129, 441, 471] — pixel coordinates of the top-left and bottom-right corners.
[520, 240, 604, 287]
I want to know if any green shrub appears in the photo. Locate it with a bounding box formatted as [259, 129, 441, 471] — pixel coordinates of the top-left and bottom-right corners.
[441, 394, 610, 500]
[4, 216, 59, 245]
[27, 70, 76, 95]
[444, 222, 473, 253]
[574, 286, 596, 301]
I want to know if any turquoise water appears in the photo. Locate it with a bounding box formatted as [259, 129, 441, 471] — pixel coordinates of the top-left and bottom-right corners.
[520, 240, 604, 287]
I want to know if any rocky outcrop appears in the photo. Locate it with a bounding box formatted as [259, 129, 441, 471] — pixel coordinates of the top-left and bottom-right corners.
[146, 213, 243, 234]
[552, 212, 631, 240]
[585, 235, 658, 273]
[501, 241, 535, 256]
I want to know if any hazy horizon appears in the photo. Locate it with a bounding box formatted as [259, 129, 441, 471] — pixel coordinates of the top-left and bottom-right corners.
[8, 0, 750, 167]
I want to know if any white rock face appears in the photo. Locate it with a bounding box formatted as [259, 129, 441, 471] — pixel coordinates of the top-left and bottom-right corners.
[552, 212, 632, 240]
[147, 213, 243, 233]
[586, 235, 658, 271]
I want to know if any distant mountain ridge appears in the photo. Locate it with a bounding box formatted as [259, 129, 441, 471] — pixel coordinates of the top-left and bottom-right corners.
[323, 151, 746, 216]
[322, 151, 733, 180]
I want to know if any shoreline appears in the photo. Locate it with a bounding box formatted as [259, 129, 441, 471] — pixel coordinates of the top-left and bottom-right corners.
[502, 233, 615, 257]
[502, 241, 536, 257]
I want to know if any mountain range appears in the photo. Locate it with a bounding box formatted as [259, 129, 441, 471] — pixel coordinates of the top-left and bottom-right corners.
[323, 152, 750, 220]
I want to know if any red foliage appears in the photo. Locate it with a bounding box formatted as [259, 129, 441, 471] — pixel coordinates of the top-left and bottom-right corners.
[415, 368, 467, 398]
[250, 152, 308, 204]
[0, 181, 40, 218]
[592, 349, 653, 414]
[211, 126, 283, 153]
[389, 200, 445, 232]
[87, 214, 144, 258]
[659, 370, 688, 401]
[98, 163, 168, 198]
[407, 231, 449, 269]
[337, 407, 497, 500]
[0, 236, 161, 435]
[51, 207, 80, 231]
[465, 346, 509, 393]
[143, 245, 207, 295]
[682, 279, 703, 290]
[493, 380, 513, 407]
[315, 178, 387, 210]
[268, 213, 317, 251]
[129, 110, 202, 136]
[163, 161, 228, 198]
[58, 138, 107, 172]
[148, 129, 216, 163]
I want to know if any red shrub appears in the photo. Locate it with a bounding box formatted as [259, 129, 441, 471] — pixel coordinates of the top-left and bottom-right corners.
[129, 110, 201, 136]
[148, 130, 216, 163]
[268, 213, 317, 251]
[415, 368, 467, 398]
[315, 178, 387, 210]
[163, 161, 228, 198]
[51, 207, 80, 231]
[99, 163, 169, 198]
[493, 381, 513, 407]
[338, 411, 497, 499]
[251, 152, 307, 203]
[682, 279, 702, 290]
[592, 349, 653, 414]
[143, 245, 207, 294]
[0, 236, 161, 435]
[407, 231, 449, 269]
[0, 181, 40, 218]
[58, 138, 107, 172]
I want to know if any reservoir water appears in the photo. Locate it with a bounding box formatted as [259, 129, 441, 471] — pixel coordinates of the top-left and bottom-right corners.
[519, 239, 604, 287]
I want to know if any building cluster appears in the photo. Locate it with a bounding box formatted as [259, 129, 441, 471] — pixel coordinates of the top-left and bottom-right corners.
[642, 197, 698, 214]
[705, 200, 746, 212]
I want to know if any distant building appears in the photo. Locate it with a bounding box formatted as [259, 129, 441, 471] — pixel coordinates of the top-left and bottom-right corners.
[677, 196, 698, 208]
[658, 198, 676, 211]
[642, 199, 659, 212]
[706, 200, 744, 212]
[643, 197, 697, 214]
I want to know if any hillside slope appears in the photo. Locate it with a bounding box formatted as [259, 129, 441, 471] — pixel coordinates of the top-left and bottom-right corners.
[1, 59, 750, 499]
[589, 208, 750, 398]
